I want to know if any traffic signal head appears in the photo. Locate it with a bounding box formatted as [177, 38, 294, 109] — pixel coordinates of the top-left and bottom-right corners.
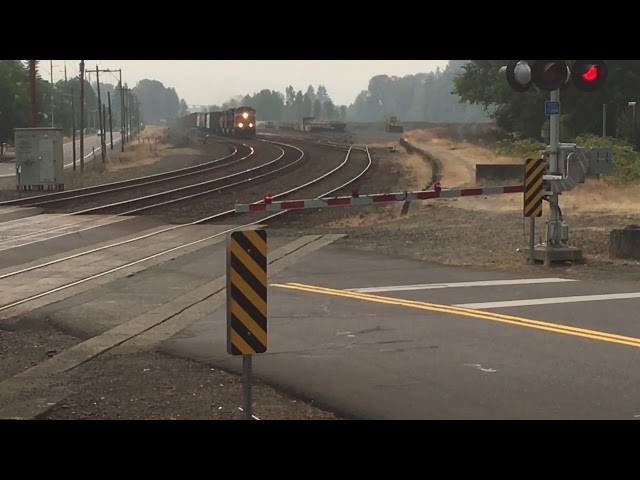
[572, 60, 608, 92]
[531, 60, 569, 91]
[501, 60, 533, 92]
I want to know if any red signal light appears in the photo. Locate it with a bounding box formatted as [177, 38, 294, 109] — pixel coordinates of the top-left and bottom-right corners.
[531, 60, 568, 91]
[572, 60, 608, 92]
[582, 66, 598, 82]
[264, 195, 272, 204]
[434, 182, 442, 192]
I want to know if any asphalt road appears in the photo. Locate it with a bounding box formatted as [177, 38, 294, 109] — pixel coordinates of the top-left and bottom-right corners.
[0, 133, 122, 178]
[162, 245, 640, 420]
[3, 203, 638, 420]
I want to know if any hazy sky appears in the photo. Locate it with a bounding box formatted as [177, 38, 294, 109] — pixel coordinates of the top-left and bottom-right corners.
[47, 60, 450, 107]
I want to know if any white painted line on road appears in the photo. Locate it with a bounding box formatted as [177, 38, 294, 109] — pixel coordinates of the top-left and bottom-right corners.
[464, 363, 497, 373]
[455, 292, 640, 310]
[347, 278, 577, 293]
[0, 136, 123, 178]
[62, 137, 122, 169]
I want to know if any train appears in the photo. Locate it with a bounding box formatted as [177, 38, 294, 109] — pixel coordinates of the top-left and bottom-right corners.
[177, 106, 257, 138]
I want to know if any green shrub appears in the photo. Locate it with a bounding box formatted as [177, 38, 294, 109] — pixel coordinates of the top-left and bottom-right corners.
[490, 134, 640, 184]
[575, 134, 640, 184]
[491, 138, 547, 159]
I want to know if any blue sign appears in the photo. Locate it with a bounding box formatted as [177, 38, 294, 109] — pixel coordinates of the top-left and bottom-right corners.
[545, 101, 561, 116]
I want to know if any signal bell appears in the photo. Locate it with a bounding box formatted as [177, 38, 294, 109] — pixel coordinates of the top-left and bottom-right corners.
[572, 60, 608, 92]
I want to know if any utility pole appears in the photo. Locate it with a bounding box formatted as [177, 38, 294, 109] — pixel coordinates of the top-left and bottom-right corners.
[71, 88, 77, 170]
[95, 66, 105, 162]
[131, 95, 135, 135]
[136, 98, 140, 134]
[119, 70, 125, 151]
[29, 60, 37, 127]
[50, 60, 54, 127]
[102, 104, 107, 162]
[129, 92, 134, 140]
[108, 91, 114, 150]
[80, 60, 85, 172]
[64, 61, 67, 83]
[124, 89, 129, 142]
[90, 67, 123, 150]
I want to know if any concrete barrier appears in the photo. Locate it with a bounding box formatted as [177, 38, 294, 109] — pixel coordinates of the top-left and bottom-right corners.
[610, 225, 640, 260]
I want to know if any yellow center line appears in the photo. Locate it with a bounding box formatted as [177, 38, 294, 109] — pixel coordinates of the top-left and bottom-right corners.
[271, 282, 640, 349]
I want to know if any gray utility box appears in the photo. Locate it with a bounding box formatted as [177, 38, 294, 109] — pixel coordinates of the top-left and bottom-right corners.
[14, 127, 65, 191]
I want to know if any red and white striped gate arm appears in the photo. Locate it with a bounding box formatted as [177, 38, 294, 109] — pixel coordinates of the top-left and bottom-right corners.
[235, 184, 525, 213]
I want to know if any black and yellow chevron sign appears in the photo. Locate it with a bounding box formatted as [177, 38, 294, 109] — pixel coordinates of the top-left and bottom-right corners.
[227, 229, 267, 356]
[524, 158, 544, 217]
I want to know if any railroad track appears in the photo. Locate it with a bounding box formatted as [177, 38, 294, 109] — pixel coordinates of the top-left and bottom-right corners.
[0, 140, 241, 209]
[0, 141, 269, 213]
[0, 139, 301, 248]
[0, 138, 372, 419]
[0, 140, 370, 317]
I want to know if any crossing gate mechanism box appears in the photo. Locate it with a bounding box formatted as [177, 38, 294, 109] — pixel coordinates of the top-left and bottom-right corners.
[14, 127, 65, 191]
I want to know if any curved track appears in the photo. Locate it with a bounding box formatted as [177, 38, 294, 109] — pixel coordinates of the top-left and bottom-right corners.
[0, 140, 241, 208]
[0, 139, 371, 314]
[0, 139, 299, 248]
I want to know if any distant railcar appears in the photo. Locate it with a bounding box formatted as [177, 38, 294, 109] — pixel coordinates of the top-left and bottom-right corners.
[177, 105, 257, 139]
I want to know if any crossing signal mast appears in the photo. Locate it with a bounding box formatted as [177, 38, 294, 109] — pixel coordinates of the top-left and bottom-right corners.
[500, 60, 612, 264]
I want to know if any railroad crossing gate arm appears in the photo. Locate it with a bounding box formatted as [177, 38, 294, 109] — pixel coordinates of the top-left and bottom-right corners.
[235, 184, 525, 213]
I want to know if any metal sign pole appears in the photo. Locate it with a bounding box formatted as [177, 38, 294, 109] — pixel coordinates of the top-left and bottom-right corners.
[547, 89, 561, 254]
[242, 354, 253, 420]
[529, 217, 535, 265]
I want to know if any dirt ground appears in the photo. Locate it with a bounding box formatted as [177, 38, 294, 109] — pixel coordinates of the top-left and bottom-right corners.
[269, 127, 640, 283]
[43, 350, 343, 420]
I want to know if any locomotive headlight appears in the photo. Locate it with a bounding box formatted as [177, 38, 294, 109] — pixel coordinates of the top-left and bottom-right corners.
[242, 112, 249, 119]
[249, 123, 253, 128]
[238, 123, 243, 128]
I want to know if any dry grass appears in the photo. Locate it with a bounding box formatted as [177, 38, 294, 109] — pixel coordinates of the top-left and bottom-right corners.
[324, 144, 434, 228]
[405, 129, 522, 188]
[328, 128, 640, 228]
[103, 126, 169, 172]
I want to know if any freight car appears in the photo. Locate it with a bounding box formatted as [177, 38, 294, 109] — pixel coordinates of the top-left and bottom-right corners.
[176, 112, 198, 130]
[179, 106, 257, 139]
[302, 117, 347, 133]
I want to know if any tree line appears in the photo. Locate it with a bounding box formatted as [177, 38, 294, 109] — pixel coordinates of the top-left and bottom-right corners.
[452, 60, 640, 143]
[0, 60, 189, 144]
[206, 84, 348, 123]
[201, 61, 491, 124]
[12, 60, 633, 146]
